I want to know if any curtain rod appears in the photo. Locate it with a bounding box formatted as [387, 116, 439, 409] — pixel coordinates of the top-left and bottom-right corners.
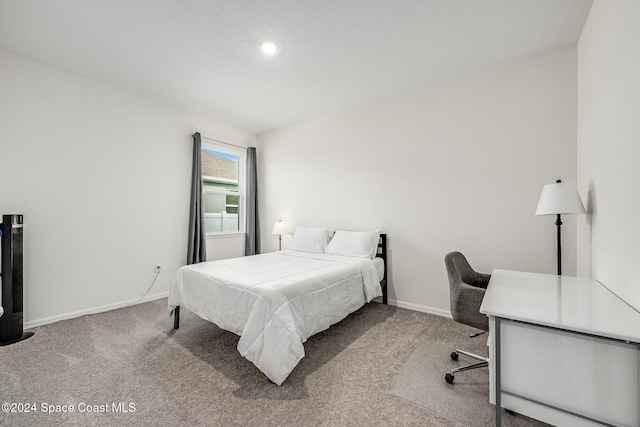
[200, 135, 249, 150]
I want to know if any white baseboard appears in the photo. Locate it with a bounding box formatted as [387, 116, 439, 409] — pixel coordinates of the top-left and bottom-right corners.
[24, 293, 450, 329]
[24, 291, 169, 329]
[387, 298, 453, 319]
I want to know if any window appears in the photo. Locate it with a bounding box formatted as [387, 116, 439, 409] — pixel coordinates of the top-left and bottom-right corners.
[201, 144, 246, 234]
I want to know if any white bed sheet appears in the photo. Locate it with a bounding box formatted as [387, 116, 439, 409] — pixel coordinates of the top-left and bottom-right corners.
[372, 256, 384, 282]
[168, 250, 383, 385]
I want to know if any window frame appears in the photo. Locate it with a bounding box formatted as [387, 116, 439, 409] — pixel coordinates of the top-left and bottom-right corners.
[201, 141, 247, 236]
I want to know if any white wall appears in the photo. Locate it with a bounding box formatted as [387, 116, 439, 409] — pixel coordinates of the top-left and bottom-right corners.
[257, 48, 578, 315]
[577, 0, 640, 310]
[0, 51, 254, 327]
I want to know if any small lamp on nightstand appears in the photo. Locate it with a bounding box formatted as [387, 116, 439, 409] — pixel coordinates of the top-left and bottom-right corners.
[272, 220, 288, 251]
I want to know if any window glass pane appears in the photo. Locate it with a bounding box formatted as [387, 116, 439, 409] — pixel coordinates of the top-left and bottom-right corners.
[203, 193, 226, 214]
[225, 194, 239, 214]
[201, 147, 241, 234]
[202, 149, 239, 185]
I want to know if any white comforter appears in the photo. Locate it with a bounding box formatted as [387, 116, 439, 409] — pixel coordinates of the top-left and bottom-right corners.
[168, 250, 382, 385]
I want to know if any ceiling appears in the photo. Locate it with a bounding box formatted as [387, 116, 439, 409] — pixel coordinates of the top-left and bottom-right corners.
[0, 0, 593, 134]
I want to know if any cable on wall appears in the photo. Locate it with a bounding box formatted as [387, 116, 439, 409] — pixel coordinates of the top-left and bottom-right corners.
[128, 269, 160, 306]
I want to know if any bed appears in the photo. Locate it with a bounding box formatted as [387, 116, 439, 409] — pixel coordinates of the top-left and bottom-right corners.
[168, 228, 388, 385]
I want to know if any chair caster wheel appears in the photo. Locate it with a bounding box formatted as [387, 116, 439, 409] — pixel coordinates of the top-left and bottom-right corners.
[445, 373, 455, 384]
[450, 352, 459, 361]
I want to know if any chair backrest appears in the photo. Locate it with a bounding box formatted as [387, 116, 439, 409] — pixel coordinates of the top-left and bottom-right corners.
[445, 251, 476, 285]
[445, 251, 489, 331]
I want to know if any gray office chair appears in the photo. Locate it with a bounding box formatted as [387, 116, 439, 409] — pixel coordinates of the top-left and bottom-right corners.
[444, 251, 490, 384]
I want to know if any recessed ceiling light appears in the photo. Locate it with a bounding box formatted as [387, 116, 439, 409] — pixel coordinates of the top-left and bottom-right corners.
[260, 40, 278, 55]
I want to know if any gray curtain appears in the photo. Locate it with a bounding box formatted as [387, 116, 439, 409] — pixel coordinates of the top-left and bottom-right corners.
[187, 132, 207, 264]
[245, 147, 260, 255]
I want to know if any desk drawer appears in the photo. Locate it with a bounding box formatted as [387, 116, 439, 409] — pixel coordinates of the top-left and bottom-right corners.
[499, 320, 639, 427]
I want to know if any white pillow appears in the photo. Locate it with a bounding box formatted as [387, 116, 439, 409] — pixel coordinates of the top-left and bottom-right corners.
[324, 229, 380, 259]
[288, 226, 331, 254]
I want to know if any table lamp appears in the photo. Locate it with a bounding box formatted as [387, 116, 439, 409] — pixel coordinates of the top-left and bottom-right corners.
[272, 220, 288, 250]
[535, 180, 586, 275]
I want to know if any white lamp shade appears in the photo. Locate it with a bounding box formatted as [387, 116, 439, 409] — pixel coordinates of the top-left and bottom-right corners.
[272, 220, 288, 235]
[535, 182, 586, 215]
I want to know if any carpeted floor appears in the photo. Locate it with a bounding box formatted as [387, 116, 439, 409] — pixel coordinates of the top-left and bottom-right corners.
[391, 335, 548, 427]
[1, 299, 546, 426]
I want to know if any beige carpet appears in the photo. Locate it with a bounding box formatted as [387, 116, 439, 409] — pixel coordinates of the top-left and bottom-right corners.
[0, 299, 547, 426]
[391, 338, 550, 426]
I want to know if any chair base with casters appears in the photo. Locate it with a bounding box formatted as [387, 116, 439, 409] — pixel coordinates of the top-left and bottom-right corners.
[444, 251, 490, 384]
[445, 346, 488, 384]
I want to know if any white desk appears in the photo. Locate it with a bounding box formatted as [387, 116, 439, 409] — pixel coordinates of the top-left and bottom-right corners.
[480, 270, 640, 427]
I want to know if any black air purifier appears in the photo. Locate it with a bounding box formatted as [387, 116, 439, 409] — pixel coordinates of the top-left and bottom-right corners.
[0, 214, 33, 345]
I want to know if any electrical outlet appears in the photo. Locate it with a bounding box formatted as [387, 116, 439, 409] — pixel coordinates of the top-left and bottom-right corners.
[154, 265, 161, 274]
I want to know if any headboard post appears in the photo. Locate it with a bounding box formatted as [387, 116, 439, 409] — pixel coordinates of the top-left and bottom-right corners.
[377, 234, 388, 304]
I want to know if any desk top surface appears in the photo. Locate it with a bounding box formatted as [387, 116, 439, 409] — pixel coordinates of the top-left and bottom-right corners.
[480, 269, 640, 343]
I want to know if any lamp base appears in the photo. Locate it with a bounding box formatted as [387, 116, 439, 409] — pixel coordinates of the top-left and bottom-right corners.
[556, 214, 562, 276]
